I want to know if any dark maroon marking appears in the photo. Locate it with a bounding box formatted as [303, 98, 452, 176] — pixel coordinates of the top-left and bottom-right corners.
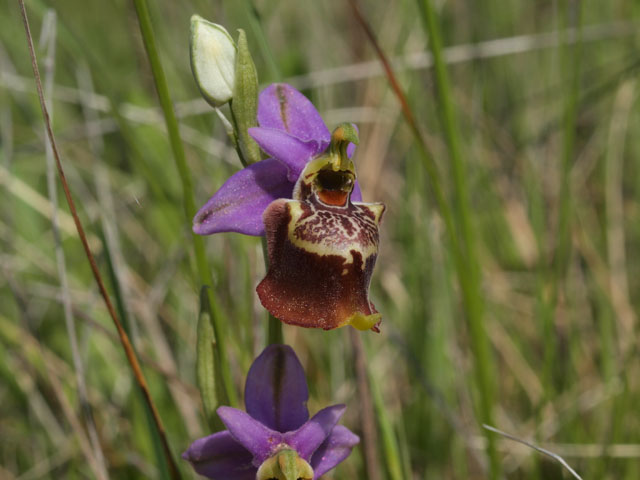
[339, 215, 355, 236]
[258, 199, 381, 331]
[297, 182, 312, 200]
[293, 200, 379, 252]
[276, 85, 289, 132]
[196, 210, 213, 224]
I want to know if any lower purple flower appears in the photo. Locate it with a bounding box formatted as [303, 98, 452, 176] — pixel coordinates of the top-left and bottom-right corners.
[183, 345, 359, 479]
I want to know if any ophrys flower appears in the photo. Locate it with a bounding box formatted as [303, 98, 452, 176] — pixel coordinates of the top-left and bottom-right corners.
[193, 84, 384, 331]
[182, 344, 359, 479]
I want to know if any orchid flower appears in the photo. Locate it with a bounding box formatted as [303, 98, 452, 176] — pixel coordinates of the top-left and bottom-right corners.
[193, 84, 385, 332]
[183, 345, 359, 479]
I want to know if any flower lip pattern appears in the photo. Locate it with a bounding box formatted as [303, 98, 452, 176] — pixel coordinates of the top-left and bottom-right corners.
[192, 83, 362, 237]
[257, 124, 385, 332]
[182, 344, 359, 479]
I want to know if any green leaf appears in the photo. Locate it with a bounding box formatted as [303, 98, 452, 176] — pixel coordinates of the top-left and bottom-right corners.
[196, 286, 224, 431]
[231, 29, 261, 165]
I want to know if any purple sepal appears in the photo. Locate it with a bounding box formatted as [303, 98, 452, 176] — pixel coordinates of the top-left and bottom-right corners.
[193, 158, 293, 236]
[245, 344, 310, 433]
[181, 431, 256, 480]
[310, 425, 360, 479]
[257, 83, 331, 147]
[249, 127, 322, 182]
[284, 404, 346, 460]
[217, 407, 283, 465]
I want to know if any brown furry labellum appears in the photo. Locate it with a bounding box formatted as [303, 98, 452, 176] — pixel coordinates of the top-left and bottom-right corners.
[257, 130, 385, 332]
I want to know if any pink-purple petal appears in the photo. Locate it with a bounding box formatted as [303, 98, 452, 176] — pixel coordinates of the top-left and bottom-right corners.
[351, 181, 363, 202]
[245, 344, 310, 433]
[257, 83, 331, 147]
[249, 127, 322, 182]
[217, 407, 283, 464]
[193, 158, 294, 236]
[347, 141, 356, 158]
[284, 405, 346, 461]
[347, 123, 358, 159]
[182, 431, 256, 480]
[309, 425, 360, 479]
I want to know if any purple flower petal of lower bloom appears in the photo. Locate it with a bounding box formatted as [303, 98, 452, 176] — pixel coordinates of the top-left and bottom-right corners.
[249, 127, 322, 183]
[217, 406, 283, 465]
[257, 83, 331, 147]
[284, 404, 346, 461]
[310, 425, 360, 479]
[193, 158, 294, 236]
[182, 431, 256, 480]
[245, 344, 310, 433]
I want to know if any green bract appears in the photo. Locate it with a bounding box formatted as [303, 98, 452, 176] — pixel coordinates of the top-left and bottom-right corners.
[231, 29, 261, 164]
[256, 449, 314, 480]
[189, 15, 236, 107]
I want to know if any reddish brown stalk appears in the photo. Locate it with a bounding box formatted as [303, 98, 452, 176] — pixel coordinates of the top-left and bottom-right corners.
[347, 0, 457, 255]
[17, 2, 181, 478]
[347, 0, 424, 149]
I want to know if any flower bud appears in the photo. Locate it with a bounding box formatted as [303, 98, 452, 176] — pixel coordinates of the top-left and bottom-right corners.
[189, 15, 236, 107]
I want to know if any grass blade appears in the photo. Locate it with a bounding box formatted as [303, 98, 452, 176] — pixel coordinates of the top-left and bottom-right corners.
[349, 0, 498, 475]
[130, 0, 237, 408]
[413, 0, 498, 475]
[196, 287, 225, 431]
[16, 1, 181, 478]
[40, 11, 109, 480]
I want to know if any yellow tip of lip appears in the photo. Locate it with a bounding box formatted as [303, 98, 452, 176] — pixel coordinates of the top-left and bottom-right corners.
[348, 312, 382, 331]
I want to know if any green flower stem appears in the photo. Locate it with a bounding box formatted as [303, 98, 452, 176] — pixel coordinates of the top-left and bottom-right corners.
[543, 0, 582, 394]
[131, 0, 237, 407]
[230, 106, 284, 346]
[365, 340, 404, 480]
[415, 0, 498, 477]
[238, 3, 284, 345]
[347, 5, 497, 472]
[261, 237, 284, 345]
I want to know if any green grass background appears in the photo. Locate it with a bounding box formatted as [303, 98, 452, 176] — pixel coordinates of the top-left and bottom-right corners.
[2, 0, 640, 478]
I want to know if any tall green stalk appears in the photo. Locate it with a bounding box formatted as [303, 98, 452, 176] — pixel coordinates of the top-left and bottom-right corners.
[131, 0, 237, 407]
[547, 0, 582, 392]
[348, 0, 497, 472]
[261, 237, 284, 345]
[237, 1, 283, 345]
[415, 0, 499, 476]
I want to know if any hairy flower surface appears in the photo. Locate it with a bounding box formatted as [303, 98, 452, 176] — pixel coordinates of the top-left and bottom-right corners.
[182, 345, 359, 479]
[193, 83, 384, 331]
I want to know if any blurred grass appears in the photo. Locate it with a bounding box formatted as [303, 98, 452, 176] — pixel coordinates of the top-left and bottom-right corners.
[2, 0, 640, 479]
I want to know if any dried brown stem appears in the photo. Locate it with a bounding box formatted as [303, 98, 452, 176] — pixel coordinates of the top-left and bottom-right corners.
[347, 0, 425, 151]
[16, 2, 181, 478]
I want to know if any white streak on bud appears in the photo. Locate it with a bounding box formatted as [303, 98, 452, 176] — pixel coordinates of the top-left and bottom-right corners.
[190, 15, 236, 107]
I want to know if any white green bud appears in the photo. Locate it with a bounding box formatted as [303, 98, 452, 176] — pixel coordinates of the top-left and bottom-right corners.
[189, 15, 236, 107]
